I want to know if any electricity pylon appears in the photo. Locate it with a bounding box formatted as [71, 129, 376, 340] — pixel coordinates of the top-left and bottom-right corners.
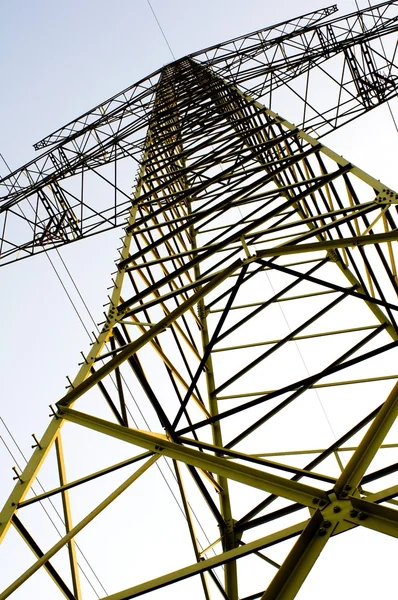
[1, 3, 398, 599]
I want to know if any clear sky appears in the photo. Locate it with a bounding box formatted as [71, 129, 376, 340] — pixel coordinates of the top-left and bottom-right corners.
[0, 1, 397, 599]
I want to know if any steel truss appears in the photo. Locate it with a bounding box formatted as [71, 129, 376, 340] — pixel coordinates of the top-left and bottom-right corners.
[1, 3, 398, 600]
[1, 2, 398, 265]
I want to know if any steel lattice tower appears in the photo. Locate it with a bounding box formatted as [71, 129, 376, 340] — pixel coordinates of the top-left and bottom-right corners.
[1, 3, 398, 599]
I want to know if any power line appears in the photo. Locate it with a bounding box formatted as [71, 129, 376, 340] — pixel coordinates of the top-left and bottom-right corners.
[146, 0, 176, 60]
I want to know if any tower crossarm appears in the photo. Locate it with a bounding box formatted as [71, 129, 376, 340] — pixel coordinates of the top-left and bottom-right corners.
[1, 3, 398, 267]
[33, 4, 339, 151]
[32, 0, 398, 150]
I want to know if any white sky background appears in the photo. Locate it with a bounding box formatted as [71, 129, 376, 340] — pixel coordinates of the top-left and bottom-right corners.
[0, 1, 397, 598]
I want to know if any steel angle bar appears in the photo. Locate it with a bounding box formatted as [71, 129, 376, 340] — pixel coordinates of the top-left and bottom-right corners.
[176, 324, 390, 441]
[56, 259, 242, 412]
[346, 496, 398, 537]
[60, 407, 329, 508]
[364, 484, 398, 504]
[257, 258, 398, 314]
[98, 521, 308, 600]
[172, 264, 249, 428]
[224, 323, 388, 449]
[334, 381, 398, 496]
[17, 452, 154, 508]
[180, 438, 336, 485]
[362, 462, 398, 486]
[255, 230, 398, 258]
[260, 510, 333, 600]
[236, 400, 388, 531]
[214, 289, 352, 397]
[209, 259, 327, 330]
[172, 462, 212, 600]
[11, 516, 76, 600]
[0, 455, 159, 600]
[55, 436, 82, 599]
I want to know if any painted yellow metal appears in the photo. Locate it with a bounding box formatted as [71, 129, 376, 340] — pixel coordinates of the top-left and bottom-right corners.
[260, 511, 334, 600]
[0, 192, 140, 544]
[55, 435, 82, 600]
[98, 521, 308, 600]
[0, 455, 159, 600]
[334, 381, 398, 496]
[60, 407, 329, 507]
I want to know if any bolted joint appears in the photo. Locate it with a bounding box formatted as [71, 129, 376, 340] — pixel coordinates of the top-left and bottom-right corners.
[374, 188, 398, 204]
[327, 249, 340, 263]
[323, 520, 332, 529]
[197, 303, 206, 320]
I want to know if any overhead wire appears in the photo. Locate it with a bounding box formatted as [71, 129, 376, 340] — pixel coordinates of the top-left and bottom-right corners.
[0, 153, 106, 597]
[146, 0, 176, 61]
[365, 0, 398, 132]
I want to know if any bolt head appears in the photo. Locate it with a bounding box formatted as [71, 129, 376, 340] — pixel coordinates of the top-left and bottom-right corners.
[333, 506, 341, 513]
[323, 520, 332, 528]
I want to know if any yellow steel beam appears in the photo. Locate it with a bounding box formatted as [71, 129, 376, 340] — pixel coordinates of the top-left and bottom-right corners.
[255, 230, 398, 259]
[346, 496, 398, 538]
[0, 258, 243, 543]
[60, 407, 330, 507]
[98, 520, 308, 600]
[334, 381, 398, 496]
[0, 455, 159, 600]
[55, 435, 82, 600]
[17, 451, 153, 508]
[365, 484, 398, 504]
[260, 510, 334, 600]
[11, 515, 76, 600]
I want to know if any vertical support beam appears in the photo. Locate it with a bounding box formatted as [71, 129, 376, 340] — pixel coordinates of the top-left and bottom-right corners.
[55, 434, 82, 600]
[191, 215, 239, 600]
[173, 462, 211, 600]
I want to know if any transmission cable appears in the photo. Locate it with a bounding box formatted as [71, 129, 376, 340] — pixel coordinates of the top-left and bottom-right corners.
[146, 0, 176, 60]
[0, 154, 106, 597]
